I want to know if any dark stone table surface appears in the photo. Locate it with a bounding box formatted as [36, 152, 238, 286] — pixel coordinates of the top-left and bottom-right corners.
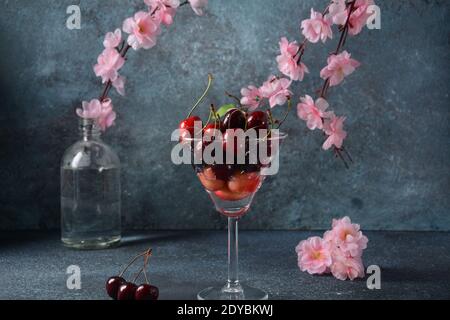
[0, 231, 449, 300]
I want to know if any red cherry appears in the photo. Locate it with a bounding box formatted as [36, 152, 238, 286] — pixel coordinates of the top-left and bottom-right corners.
[180, 116, 201, 132]
[194, 124, 221, 164]
[246, 111, 268, 131]
[117, 282, 138, 300]
[179, 116, 202, 141]
[228, 172, 261, 194]
[203, 123, 222, 146]
[106, 276, 125, 300]
[211, 164, 234, 181]
[222, 109, 246, 129]
[214, 189, 251, 201]
[223, 129, 247, 161]
[203, 122, 222, 132]
[198, 168, 226, 191]
[135, 284, 159, 300]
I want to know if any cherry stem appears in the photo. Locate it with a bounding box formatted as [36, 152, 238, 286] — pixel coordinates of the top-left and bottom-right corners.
[258, 109, 276, 141]
[225, 91, 243, 108]
[132, 248, 153, 283]
[267, 109, 275, 130]
[276, 98, 292, 129]
[210, 104, 221, 127]
[187, 73, 214, 118]
[142, 252, 150, 284]
[133, 267, 144, 283]
[119, 248, 152, 278]
[201, 105, 215, 131]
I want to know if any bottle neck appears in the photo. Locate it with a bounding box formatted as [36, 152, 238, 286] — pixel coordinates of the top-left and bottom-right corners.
[79, 118, 101, 141]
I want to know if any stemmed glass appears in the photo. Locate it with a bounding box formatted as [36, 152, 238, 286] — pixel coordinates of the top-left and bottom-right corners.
[188, 131, 287, 300]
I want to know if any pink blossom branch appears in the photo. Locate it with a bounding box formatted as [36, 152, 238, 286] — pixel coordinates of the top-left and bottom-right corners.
[318, 0, 357, 168]
[269, 2, 333, 129]
[292, 0, 357, 168]
[99, 43, 131, 102]
[99, 0, 191, 103]
[320, 0, 356, 99]
[294, 1, 331, 65]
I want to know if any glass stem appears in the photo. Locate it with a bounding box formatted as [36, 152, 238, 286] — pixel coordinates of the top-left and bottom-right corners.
[224, 217, 241, 292]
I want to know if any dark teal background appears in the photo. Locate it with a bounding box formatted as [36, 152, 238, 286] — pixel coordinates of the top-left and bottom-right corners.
[0, 0, 449, 230]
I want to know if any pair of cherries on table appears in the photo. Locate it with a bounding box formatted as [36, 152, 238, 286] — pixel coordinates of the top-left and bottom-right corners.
[106, 276, 158, 300]
[105, 249, 159, 300]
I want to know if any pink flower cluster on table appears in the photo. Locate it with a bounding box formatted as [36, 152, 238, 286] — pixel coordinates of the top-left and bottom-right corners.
[240, 0, 375, 154]
[78, 0, 208, 131]
[296, 216, 368, 281]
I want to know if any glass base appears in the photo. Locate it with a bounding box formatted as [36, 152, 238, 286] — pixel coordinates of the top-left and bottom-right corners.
[197, 283, 268, 300]
[61, 235, 121, 250]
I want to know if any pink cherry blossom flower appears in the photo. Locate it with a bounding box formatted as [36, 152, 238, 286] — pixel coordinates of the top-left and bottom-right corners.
[112, 75, 126, 96]
[301, 9, 333, 43]
[330, 252, 365, 281]
[103, 29, 122, 49]
[322, 116, 347, 150]
[122, 11, 161, 50]
[327, 0, 348, 25]
[279, 36, 299, 57]
[296, 237, 332, 275]
[324, 216, 368, 257]
[348, 0, 374, 36]
[297, 95, 333, 130]
[296, 216, 368, 281]
[76, 99, 117, 131]
[93, 48, 125, 84]
[259, 75, 292, 108]
[188, 0, 208, 16]
[320, 51, 360, 87]
[276, 37, 309, 81]
[97, 98, 117, 131]
[145, 0, 179, 26]
[76, 99, 102, 119]
[240, 85, 262, 111]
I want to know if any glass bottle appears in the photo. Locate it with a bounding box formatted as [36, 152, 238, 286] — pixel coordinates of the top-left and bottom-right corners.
[60, 118, 121, 249]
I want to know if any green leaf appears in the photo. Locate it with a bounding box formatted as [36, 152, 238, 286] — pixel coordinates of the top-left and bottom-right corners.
[216, 104, 236, 118]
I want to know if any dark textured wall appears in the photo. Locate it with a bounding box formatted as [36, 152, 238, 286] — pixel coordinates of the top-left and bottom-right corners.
[0, 0, 449, 231]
